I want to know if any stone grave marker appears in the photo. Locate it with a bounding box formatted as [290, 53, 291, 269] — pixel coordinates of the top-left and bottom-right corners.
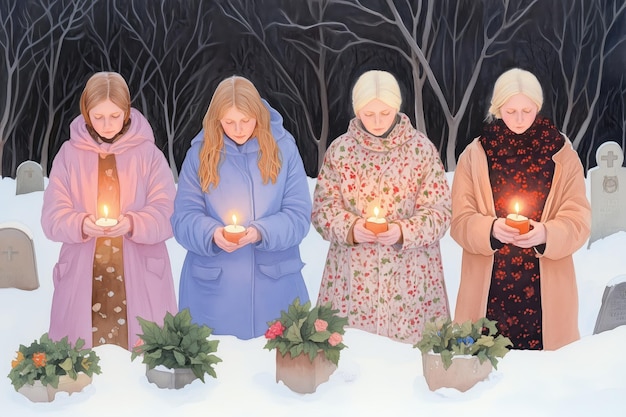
[0, 222, 39, 290]
[594, 275, 626, 334]
[15, 160, 44, 195]
[587, 141, 626, 248]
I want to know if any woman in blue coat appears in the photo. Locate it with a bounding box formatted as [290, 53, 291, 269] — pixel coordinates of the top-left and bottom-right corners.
[172, 76, 311, 339]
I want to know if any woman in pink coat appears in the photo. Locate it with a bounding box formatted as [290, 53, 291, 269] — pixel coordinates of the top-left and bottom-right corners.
[451, 68, 591, 350]
[312, 70, 451, 344]
[41, 72, 177, 350]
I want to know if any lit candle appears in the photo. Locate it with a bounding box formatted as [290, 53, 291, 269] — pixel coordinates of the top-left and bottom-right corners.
[223, 214, 246, 243]
[505, 202, 529, 234]
[95, 205, 118, 227]
[365, 206, 388, 234]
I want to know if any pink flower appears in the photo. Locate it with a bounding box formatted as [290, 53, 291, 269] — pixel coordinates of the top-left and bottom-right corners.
[328, 332, 343, 346]
[314, 319, 328, 332]
[133, 338, 144, 348]
[265, 321, 286, 339]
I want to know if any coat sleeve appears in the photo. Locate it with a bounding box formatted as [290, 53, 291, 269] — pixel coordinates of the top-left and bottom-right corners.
[396, 138, 452, 249]
[311, 140, 360, 245]
[41, 145, 91, 244]
[126, 145, 177, 244]
[171, 143, 223, 257]
[251, 139, 312, 251]
[450, 141, 500, 256]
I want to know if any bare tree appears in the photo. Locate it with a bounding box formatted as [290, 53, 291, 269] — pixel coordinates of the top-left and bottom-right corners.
[0, 1, 49, 176]
[540, 0, 626, 150]
[114, 0, 218, 181]
[36, 0, 94, 176]
[333, 0, 538, 169]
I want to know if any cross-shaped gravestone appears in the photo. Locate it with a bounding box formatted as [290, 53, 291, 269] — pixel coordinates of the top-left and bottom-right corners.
[587, 141, 626, 248]
[0, 222, 39, 291]
[15, 160, 44, 195]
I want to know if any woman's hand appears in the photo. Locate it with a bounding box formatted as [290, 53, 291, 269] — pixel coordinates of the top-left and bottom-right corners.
[376, 222, 402, 245]
[105, 215, 132, 237]
[82, 215, 107, 238]
[492, 217, 547, 248]
[353, 218, 377, 243]
[213, 226, 261, 253]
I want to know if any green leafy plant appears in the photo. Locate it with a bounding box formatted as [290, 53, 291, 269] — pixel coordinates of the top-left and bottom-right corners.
[263, 298, 348, 365]
[414, 317, 513, 370]
[131, 309, 222, 382]
[8, 333, 101, 391]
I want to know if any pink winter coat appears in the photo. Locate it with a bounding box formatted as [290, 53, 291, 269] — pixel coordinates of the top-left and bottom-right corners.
[312, 114, 451, 344]
[451, 137, 590, 350]
[41, 109, 177, 349]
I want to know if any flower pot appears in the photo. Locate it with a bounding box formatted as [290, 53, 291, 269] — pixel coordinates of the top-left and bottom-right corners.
[275, 350, 337, 394]
[17, 373, 92, 402]
[145, 365, 198, 389]
[421, 352, 492, 392]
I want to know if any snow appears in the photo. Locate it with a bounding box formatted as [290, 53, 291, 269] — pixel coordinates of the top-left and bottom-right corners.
[1, 173, 625, 417]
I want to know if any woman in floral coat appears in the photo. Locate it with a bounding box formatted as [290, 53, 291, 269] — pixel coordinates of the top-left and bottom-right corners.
[312, 70, 451, 344]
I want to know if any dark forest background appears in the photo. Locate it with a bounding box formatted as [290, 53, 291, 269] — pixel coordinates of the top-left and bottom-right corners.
[1, 0, 624, 180]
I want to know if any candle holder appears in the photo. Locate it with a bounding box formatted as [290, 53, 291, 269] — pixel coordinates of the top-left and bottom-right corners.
[223, 225, 245, 243]
[505, 213, 529, 234]
[365, 217, 388, 234]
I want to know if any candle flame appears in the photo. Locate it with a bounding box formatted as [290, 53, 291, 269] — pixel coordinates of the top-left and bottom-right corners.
[373, 206, 380, 218]
[514, 202, 520, 215]
[231, 214, 238, 226]
[103, 205, 109, 219]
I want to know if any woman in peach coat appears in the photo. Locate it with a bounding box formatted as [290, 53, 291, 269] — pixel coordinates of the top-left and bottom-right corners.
[451, 68, 590, 350]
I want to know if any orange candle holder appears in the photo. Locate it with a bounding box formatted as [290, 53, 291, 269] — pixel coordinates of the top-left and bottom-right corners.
[365, 217, 388, 234]
[223, 225, 245, 243]
[505, 213, 530, 234]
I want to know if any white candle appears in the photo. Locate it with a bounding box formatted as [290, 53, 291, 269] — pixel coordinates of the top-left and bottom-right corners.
[223, 214, 245, 243]
[96, 205, 118, 227]
[365, 206, 388, 234]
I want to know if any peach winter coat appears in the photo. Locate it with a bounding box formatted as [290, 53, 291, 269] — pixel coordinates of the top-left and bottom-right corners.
[312, 114, 451, 344]
[451, 136, 591, 350]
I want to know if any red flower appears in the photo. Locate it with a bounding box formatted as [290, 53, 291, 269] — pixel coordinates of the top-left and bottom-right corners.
[32, 352, 47, 368]
[265, 321, 286, 339]
[328, 332, 342, 346]
[314, 319, 328, 332]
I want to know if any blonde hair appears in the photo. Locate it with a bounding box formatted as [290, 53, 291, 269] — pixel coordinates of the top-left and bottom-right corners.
[351, 70, 402, 115]
[488, 68, 543, 120]
[80, 72, 131, 126]
[199, 76, 281, 192]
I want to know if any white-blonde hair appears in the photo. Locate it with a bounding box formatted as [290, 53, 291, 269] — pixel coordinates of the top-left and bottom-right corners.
[488, 68, 543, 120]
[351, 70, 402, 115]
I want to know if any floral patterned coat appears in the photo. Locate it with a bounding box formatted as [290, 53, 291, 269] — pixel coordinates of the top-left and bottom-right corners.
[312, 114, 451, 344]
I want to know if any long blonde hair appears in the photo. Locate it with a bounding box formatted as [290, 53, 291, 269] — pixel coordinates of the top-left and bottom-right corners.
[199, 76, 281, 192]
[80, 72, 131, 126]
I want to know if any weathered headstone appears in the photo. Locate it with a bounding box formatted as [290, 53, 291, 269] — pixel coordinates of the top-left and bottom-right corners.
[0, 222, 39, 290]
[587, 141, 626, 248]
[594, 275, 626, 334]
[15, 160, 44, 195]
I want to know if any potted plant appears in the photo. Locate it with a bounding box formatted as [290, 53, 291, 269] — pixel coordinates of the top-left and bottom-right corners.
[264, 298, 348, 394]
[414, 317, 512, 392]
[131, 308, 222, 389]
[8, 333, 101, 402]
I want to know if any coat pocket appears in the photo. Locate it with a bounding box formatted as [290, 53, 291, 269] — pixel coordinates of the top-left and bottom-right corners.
[146, 257, 165, 280]
[190, 263, 222, 281]
[258, 258, 305, 280]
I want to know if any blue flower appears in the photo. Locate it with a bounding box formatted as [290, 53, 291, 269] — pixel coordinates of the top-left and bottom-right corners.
[456, 336, 474, 345]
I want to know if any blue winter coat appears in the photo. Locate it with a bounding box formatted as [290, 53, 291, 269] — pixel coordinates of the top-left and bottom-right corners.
[171, 102, 311, 339]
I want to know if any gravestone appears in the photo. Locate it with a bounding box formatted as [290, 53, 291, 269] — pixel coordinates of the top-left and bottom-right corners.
[587, 141, 626, 248]
[15, 160, 44, 195]
[594, 275, 626, 334]
[0, 222, 39, 290]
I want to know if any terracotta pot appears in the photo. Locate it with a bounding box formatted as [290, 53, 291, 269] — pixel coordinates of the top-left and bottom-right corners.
[17, 373, 92, 402]
[275, 350, 337, 394]
[145, 365, 198, 389]
[421, 352, 492, 392]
